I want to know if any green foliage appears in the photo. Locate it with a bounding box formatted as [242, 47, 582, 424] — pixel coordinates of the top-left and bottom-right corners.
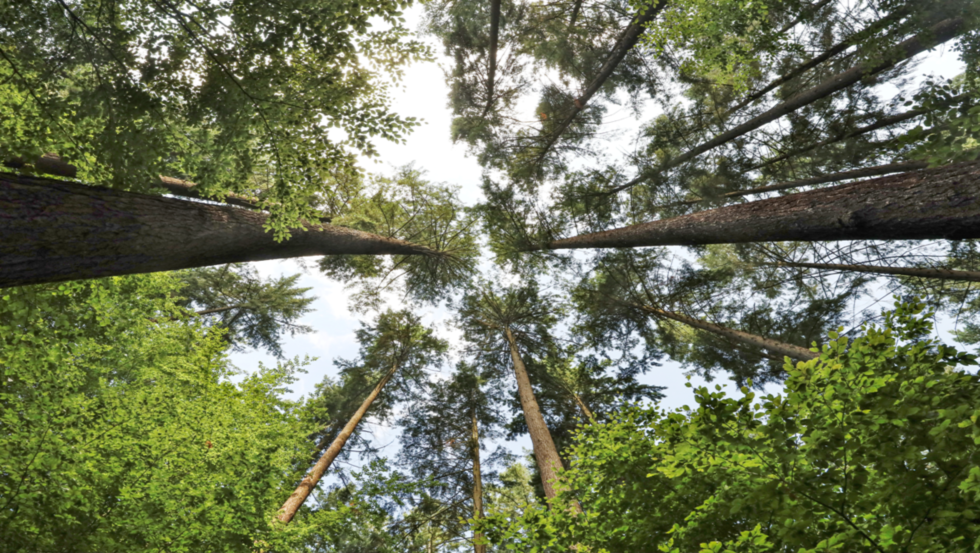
[0, 274, 314, 552]
[481, 301, 980, 552]
[0, 0, 430, 237]
[177, 263, 316, 357]
[319, 167, 480, 311]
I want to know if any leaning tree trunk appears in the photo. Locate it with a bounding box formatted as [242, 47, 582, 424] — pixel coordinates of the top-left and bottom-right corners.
[530, 0, 668, 164]
[677, 160, 929, 205]
[530, 161, 980, 250]
[0, 172, 436, 288]
[503, 328, 570, 502]
[277, 364, 398, 524]
[608, 16, 964, 194]
[470, 412, 487, 553]
[628, 301, 818, 361]
[770, 261, 980, 283]
[727, 8, 904, 115]
[483, 0, 501, 117]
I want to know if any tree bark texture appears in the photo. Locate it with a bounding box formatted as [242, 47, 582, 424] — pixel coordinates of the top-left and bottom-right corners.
[610, 16, 964, 194]
[632, 302, 819, 361]
[156, 176, 265, 211]
[470, 413, 486, 553]
[0, 172, 435, 288]
[678, 160, 929, 205]
[772, 261, 980, 283]
[277, 364, 399, 524]
[534, 161, 980, 250]
[504, 327, 566, 500]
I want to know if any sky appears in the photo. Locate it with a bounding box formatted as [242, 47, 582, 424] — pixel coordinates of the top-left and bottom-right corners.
[228, 7, 970, 469]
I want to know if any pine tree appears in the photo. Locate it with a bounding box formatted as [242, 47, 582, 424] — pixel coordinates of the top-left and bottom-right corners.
[277, 310, 448, 524]
[457, 282, 573, 503]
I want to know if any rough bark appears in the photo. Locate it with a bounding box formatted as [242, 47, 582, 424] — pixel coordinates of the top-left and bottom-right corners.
[470, 413, 486, 553]
[608, 17, 964, 194]
[530, 1, 667, 164]
[632, 301, 819, 361]
[277, 364, 399, 524]
[0, 172, 437, 288]
[677, 160, 929, 205]
[530, 161, 980, 250]
[156, 176, 265, 211]
[504, 327, 566, 500]
[771, 261, 980, 283]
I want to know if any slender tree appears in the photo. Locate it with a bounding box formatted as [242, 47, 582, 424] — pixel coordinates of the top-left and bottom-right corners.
[676, 160, 929, 205]
[607, 15, 966, 194]
[277, 310, 448, 524]
[458, 283, 572, 504]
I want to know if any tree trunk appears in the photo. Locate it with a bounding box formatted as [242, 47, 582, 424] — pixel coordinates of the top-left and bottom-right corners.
[677, 160, 929, 205]
[470, 413, 486, 553]
[0, 172, 437, 288]
[194, 305, 241, 317]
[609, 17, 964, 194]
[156, 176, 266, 211]
[770, 261, 980, 283]
[483, 0, 502, 117]
[570, 391, 594, 421]
[530, 161, 980, 250]
[730, 8, 904, 115]
[530, 1, 667, 163]
[749, 102, 946, 171]
[630, 301, 819, 361]
[568, 0, 583, 29]
[277, 364, 399, 524]
[504, 327, 567, 501]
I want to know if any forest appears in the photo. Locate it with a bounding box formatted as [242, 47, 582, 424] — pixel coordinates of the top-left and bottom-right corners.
[2, 0, 980, 551]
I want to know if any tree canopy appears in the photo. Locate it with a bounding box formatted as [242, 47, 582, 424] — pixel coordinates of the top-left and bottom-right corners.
[4, 0, 980, 551]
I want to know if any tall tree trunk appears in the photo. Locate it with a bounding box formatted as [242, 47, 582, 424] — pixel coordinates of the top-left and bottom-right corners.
[770, 261, 980, 283]
[677, 160, 928, 205]
[529, 161, 980, 250]
[470, 412, 486, 553]
[570, 391, 594, 421]
[276, 364, 398, 524]
[749, 102, 947, 171]
[730, 8, 904, 115]
[483, 0, 502, 117]
[568, 0, 583, 29]
[530, 1, 668, 164]
[608, 17, 964, 194]
[503, 327, 568, 502]
[628, 300, 819, 361]
[0, 172, 437, 288]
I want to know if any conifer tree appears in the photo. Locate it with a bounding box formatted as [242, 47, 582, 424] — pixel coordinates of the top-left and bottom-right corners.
[175, 264, 315, 357]
[277, 310, 448, 524]
[457, 282, 572, 503]
[399, 363, 509, 553]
